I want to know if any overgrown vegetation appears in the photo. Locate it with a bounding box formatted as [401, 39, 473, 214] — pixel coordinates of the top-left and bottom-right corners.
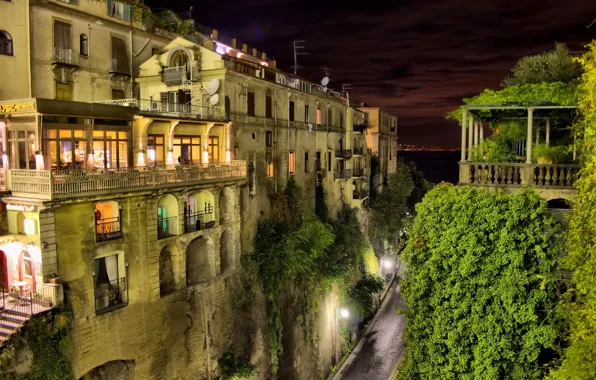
[347, 274, 385, 320]
[399, 184, 564, 379]
[247, 178, 384, 377]
[547, 41, 596, 380]
[218, 352, 257, 379]
[369, 160, 431, 247]
[0, 309, 73, 380]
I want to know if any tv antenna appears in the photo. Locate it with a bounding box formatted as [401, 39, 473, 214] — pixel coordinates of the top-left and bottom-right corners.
[342, 84, 352, 107]
[291, 40, 308, 74]
[320, 68, 333, 92]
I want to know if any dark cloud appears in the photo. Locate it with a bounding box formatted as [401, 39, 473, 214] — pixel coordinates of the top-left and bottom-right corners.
[148, 0, 596, 147]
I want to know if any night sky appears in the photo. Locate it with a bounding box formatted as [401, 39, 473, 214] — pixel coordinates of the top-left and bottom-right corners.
[147, 0, 596, 147]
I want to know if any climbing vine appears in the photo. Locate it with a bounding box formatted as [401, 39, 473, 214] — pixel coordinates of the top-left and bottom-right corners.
[399, 184, 564, 379]
[548, 41, 596, 380]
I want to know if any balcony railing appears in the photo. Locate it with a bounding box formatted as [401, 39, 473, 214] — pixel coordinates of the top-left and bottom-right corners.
[353, 147, 365, 156]
[95, 99, 227, 122]
[7, 161, 247, 200]
[459, 162, 581, 188]
[353, 189, 369, 200]
[164, 65, 187, 86]
[94, 277, 127, 315]
[334, 169, 353, 180]
[1, 281, 61, 317]
[184, 205, 215, 233]
[158, 216, 178, 240]
[96, 217, 122, 242]
[353, 168, 366, 177]
[52, 48, 78, 66]
[335, 149, 353, 159]
[109, 58, 129, 75]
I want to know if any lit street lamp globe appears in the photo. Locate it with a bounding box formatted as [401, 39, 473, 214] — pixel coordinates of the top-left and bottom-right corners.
[340, 309, 350, 319]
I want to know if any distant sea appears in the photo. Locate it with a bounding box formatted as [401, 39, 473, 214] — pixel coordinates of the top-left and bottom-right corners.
[398, 150, 461, 185]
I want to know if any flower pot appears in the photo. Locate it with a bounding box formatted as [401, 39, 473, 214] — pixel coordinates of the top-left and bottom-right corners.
[49, 277, 60, 284]
[536, 156, 553, 165]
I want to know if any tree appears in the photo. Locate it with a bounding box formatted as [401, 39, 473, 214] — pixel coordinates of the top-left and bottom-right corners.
[548, 41, 596, 380]
[399, 184, 563, 379]
[369, 160, 430, 245]
[502, 43, 581, 88]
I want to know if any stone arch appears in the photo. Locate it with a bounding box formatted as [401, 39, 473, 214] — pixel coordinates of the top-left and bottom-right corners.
[219, 229, 234, 274]
[79, 360, 135, 380]
[219, 187, 234, 224]
[157, 194, 179, 239]
[159, 245, 176, 296]
[165, 46, 192, 68]
[186, 236, 214, 284]
[547, 198, 571, 209]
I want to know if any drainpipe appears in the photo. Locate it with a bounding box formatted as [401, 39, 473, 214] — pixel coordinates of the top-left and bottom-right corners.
[26, 0, 32, 98]
[129, 16, 134, 96]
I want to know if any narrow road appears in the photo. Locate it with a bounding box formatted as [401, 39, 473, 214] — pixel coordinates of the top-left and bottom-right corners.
[335, 269, 406, 380]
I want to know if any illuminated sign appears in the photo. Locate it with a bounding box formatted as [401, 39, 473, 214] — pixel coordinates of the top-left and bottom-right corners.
[24, 219, 36, 235]
[6, 204, 37, 212]
[0, 103, 35, 114]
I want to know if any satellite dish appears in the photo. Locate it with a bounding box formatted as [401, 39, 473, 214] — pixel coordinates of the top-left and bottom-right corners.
[321, 77, 330, 86]
[206, 78, 220, 96]
[209, 94, 220, 106]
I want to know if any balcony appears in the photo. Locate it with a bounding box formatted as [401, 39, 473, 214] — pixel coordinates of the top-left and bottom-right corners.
[334, 169, 352, 180]
[184, 205, 216, 233]
[459, 162, 580, 199]
[52, 48, 78, 66]
[96, 217, 123, 242]
[352, 168, 365, 177]
[109, 58, 129, 75]
[157, 216, 178, 240]
[353, 123, 368, 133]
[335, 149, 353, 159]
[353, 147, 365, 156]
[7, 161, 247, 200]
[164, 65, 187, 86]
[353, 189, 370, 200]
[94, 277, 127, 315]
[95, 99, 227, 122]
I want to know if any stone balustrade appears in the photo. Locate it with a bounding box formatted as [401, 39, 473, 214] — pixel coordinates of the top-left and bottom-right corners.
[5, 161, 247, 200]
[459, 162, 580, 188]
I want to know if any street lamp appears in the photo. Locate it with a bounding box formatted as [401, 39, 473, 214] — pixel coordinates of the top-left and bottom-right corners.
[383, 258, 393, 270]
[340, 308, 350, 319]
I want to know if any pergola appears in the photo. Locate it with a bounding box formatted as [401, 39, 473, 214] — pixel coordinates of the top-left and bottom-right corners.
[459, 104, 577, 164]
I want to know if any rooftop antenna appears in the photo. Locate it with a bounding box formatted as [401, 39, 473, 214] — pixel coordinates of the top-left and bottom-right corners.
[587, 15, 596, 28]
[320, 68, 332, 92]
[292, 40, 308, 74]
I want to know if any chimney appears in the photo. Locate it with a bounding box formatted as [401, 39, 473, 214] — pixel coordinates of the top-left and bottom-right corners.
[261, 52, 267, 60]
[270, 60, 277, 69]
[242, 44, 248, 53]
[252, 48, 258, 57]
[231, 38, 237, 48]
[211, 29, 219, 40]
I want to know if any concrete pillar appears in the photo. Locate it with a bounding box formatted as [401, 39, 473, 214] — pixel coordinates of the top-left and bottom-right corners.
[474, 122, 479, 146]
[546, 119, 550, 146]
[479, 123, 484, 142]
[467, 114, 474, 161]
[526, 108, 533, 164]
[535, 123, 540, 145]
[460, 109, 467, 162]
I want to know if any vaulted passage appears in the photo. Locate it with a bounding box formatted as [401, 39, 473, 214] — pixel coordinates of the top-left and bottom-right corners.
[159, 245, 175, 296]
[80, 360, 135, 380]
[219, 229, 234, 274]
[186, 236, 213, 284]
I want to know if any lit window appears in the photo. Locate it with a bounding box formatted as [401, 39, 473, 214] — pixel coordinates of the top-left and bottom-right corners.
[94, 253, 127, 314]
[95, 201, 122, 242]
[289, 152, 295, 175]
[267, 162, 274, 177]
[316, 108, 321, 125]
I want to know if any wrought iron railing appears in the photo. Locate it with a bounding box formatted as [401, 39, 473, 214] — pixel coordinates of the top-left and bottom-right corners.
[52, 48, 78, 66]
[109, 58, 129, 75]
[335, 149, 353, 159]
[184, 205, 215, 233]
[157, 216, 178, 240]
[334, 169, 353, 180]
[0, 281, 59, 317]
[94, 277, 127, 315]
[8, 161, 247, 200]
[96, 217, 122, 242]
[352, 168, 365, 177]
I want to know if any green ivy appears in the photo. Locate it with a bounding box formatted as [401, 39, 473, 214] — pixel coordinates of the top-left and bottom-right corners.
[548, 41, 596, 380]
[347, 274, 385, 320]
[218, 352, 257, 379]
[399, 184, 564, 380]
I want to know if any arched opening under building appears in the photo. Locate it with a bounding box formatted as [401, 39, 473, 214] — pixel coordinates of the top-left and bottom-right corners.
[79, 360, 135, 380]
[219, 187, 234, 224]
[184, 190, 215, 233]
[186, 236, 213, 284]
[547, 198, 572, 209]
[157, 195, 178, 239]
[219, 229, 234, 274]
[95, 201, 122, 242]
[0, 250, 7, 288]
[159, 245, 175, 296]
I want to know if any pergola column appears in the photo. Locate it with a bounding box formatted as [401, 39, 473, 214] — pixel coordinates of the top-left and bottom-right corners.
[526, 108, 533, 164]
[460, 109, 467, 162]
[467, 113, 474, 161]
[479, 123, 484, 142]
[546, 119, 550, 146]
[474, 122, 479, 145]
[535, 122, 540, 145]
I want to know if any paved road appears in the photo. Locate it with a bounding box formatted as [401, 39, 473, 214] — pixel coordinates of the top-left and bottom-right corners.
[335, 273, 407, 380]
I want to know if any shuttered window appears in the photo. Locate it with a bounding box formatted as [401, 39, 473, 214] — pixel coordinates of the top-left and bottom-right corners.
[107, 0, 131, 21]
[53, 21, 71, 51]
[111, 36, 129, 74]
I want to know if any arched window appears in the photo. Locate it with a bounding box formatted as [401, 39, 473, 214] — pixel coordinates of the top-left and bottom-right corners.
[95, 201, 122, 242]
[0, 31, 13, 56]
[80, 34, 88, 56]
[169, 50, 188, 68]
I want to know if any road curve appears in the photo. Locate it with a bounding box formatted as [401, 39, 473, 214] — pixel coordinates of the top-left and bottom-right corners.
[335, 273, 406, 380]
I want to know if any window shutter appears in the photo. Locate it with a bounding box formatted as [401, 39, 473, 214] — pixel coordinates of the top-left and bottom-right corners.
[124, 4, 131, 21]
[107, 0, 113, 16]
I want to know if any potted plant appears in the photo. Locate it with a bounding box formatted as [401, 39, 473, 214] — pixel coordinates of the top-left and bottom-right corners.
[48, 272, 60, 284]
[533, 144, 569, 164]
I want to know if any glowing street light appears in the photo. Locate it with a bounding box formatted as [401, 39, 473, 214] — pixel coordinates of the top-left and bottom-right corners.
[383, 258, 393, 269]
[340, 308, 350, 319]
